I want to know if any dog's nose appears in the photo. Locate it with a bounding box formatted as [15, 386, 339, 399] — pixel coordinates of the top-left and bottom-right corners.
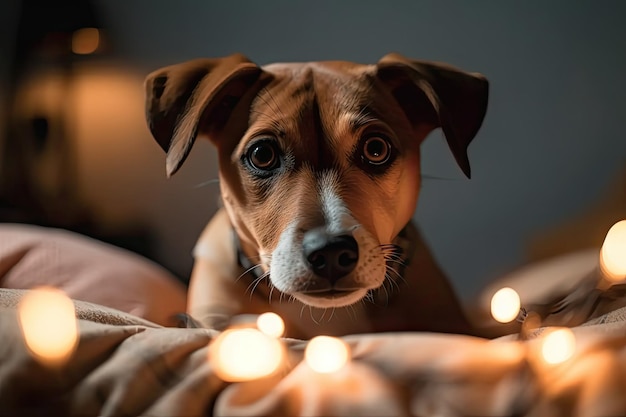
[302, 229, 359, 282]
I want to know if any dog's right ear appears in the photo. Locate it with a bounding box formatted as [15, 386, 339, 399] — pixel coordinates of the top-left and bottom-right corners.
[145, 53, 262, 176]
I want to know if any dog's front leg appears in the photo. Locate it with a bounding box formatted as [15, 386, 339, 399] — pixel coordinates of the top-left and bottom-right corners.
[187, 208, 262, 329]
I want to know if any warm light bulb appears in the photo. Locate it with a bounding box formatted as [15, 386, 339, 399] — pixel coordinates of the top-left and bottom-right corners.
[72, 27, 100, 55]
[210, 328, 284, 382]
[541, 328, 576, 365]
[490, 287, 521, 323]
[18, 287, 78, 366]
[600, 220, 626, 282]
[256, 312, 285, 338]
[304, 336, 350, 374]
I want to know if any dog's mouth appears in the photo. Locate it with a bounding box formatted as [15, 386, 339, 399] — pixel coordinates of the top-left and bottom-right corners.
[300, 288, 357, 298]
[294, 287, 369, 308]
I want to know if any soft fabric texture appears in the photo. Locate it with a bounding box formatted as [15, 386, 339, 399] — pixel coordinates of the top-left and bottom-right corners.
[2, 224, 626, 416]
[2, 285, 626, 416]
[0, 224, 187, 327]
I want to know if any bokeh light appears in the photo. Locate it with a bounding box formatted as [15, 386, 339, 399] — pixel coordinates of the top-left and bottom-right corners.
[541, 328, 576, 365]
[304, 335, 350, 374]
[18, 287, 78, 366]
[490, 287, 521, 323]
[211, 328, 284, 381]
[600, 220, 626, 282]
[72, 27, 100, 55]
[256, 312, 285, 338]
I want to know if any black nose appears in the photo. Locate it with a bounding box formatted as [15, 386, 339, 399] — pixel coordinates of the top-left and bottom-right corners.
[302, 229, 359, 282]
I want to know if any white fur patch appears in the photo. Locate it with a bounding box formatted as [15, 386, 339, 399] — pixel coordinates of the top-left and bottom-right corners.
[269, 170, 386, 308]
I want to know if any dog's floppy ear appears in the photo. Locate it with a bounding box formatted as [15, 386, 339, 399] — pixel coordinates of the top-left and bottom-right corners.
[376, 53, 489, 178]
[145, 53, 262, 176]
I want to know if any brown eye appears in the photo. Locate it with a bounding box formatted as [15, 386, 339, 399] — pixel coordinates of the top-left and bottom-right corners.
[247, 140, 280, 171]
[362, 136, 391, 165]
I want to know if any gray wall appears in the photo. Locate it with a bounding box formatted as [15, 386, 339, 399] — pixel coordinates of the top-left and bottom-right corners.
[7, 1, 626, 300]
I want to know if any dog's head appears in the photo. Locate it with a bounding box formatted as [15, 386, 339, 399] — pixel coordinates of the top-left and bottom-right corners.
[145, 53, 488, 308]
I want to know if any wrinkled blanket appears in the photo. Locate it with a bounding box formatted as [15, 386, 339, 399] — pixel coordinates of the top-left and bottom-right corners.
[2, 288, 626, 417]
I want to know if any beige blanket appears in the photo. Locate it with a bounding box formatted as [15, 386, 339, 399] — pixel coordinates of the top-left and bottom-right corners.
[2, 287, 626, 417]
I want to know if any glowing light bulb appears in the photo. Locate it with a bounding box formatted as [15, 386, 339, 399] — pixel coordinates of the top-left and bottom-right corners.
[304, 336, 350, 374]
[600, 220, 626, 282]
[541, 328, 576, 365]
[18, 287, 78, 366]
[256, 312, 285, 338]
[490, 287, 521, 323]
[72, 28, 100, 55]
[211, 328, 284, 381]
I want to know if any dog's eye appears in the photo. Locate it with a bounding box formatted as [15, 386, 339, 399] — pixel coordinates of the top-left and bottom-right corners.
[362, 136, 392, 166]
[247, 140, 280, 171]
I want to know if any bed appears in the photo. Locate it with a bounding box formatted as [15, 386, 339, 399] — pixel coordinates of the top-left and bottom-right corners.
[1, 215, 625, 416]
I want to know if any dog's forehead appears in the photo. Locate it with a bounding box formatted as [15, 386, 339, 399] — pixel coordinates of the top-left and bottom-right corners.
[249, 61, 388, 139]
[258, 61, 375, 110]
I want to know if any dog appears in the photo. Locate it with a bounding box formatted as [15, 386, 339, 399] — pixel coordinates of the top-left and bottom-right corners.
[144, 53, 488, 339]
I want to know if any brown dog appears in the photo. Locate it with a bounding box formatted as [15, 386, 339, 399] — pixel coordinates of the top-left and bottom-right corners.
[144, 53, 488, 339]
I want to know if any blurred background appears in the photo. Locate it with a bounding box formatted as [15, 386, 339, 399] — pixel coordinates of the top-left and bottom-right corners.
[0, 0, 624, 301]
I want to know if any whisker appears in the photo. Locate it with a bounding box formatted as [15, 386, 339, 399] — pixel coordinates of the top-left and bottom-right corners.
[328, 307, 336, 321]
[245, 253, 265, 264]
[381, 250, 403, 258]
[379, 243, 400, 249]
[385, 270, 402, 292]
[386, 259, 406, 268]
[382, 272, 395, 294]
[308, 306, 321, 325]
[245, 275, 264, 298]
[268, 280, 281, 303]
[236, 263, 264, 283]
[379, 281, 390, 306]
[382, 253, 401, 260]
[348, 304, 358, 321]
[247, 270, 270, 299]
[421, 174, 461, 181]
[192, 178, 220, 188]
[319, 308, 327, 322]
[384, 260, 406, 274]
[387, 263, 407, 285]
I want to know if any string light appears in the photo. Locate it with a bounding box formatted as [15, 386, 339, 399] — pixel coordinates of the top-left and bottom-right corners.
[18, 287, 78, 366]
[304, 336, 351, 374]
[600, 219, 626, 282]
[490, 287, 521, 324]
[256, 312, 285, 338]
[540, 328, 576, 365]
[210, 328, 284, 382]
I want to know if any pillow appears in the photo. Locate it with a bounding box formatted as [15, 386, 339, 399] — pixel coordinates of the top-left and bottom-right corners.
[0, 223, 187, 327]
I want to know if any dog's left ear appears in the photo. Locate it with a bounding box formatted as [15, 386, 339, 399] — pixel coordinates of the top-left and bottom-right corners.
[376, 53, 489, 178]
[145, 53, 263, 176]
